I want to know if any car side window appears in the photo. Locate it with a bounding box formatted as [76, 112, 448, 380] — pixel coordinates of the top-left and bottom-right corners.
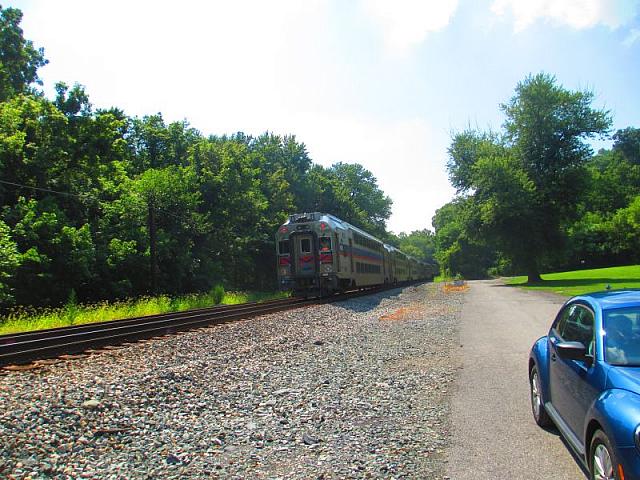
[558, 304, 595, 354]
[553, 305, 574, 336]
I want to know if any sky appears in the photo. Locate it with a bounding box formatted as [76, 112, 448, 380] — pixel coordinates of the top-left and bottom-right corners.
[9, 0, 640, 234]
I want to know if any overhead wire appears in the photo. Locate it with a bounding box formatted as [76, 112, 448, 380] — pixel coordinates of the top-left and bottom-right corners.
[0, 177, 204, 232]
[0, 179, 91, 198]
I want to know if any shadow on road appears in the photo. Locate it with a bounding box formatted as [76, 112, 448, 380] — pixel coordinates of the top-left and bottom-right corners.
[539, 425, 589, 478]
[497, 277, 632, 289]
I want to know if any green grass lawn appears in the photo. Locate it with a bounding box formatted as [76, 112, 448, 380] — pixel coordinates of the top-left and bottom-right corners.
[0, 289, 288, 336]
[506, 264, 640, 296]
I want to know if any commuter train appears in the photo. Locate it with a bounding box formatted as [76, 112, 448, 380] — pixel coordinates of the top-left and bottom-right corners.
[275, 212, 436, 297]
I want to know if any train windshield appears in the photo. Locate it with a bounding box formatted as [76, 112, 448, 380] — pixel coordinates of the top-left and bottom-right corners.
[278, 240, 290, 255]
[300, 238, 312, 253]
[319, 236, 332, 251]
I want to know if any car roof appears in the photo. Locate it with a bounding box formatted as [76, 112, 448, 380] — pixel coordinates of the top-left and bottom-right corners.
[573, 289, 640, 310]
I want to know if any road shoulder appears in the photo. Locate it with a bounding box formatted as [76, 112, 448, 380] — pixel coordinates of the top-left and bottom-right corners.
[445, 279, 586, 479]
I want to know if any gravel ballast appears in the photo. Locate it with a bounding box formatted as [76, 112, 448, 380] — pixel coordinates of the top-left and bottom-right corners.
[0, 283, 465, 479]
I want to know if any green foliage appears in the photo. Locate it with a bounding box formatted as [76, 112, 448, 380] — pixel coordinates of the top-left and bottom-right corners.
[0, 6, 48, 101]
[302, 163, 392, 238]
[443, 73, 611, 282]
[0, 6, 413, 311]
[327, 162, 392, 237]
[211, 284, 225, 305]
[0, 219, 19, 304]
[396, 229, 435, 263]
[566, 136, 640, 268]
[432, 198, 495, 279]
[608, 196, 640, 255]
[64, 288, 78, 324]
[613, 127, 640, 165]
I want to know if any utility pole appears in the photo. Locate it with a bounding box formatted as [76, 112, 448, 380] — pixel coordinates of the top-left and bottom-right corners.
[148, 199, 158, 295]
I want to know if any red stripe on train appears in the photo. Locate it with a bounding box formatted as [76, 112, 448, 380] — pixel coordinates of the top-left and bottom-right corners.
[279, 256, 290, 265]
[320, 253, 333, 263]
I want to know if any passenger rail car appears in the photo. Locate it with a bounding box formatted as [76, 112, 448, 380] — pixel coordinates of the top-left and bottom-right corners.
[275, 212, 435, 297]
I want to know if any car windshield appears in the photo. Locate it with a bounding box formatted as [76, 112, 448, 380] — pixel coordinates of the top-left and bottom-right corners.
[604, 307, 640, 366]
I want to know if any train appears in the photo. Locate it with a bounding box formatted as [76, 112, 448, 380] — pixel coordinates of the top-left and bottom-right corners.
[275, 212, 437, 297]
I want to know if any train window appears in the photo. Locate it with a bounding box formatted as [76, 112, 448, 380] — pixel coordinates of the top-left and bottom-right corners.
[300, 238, 311, 253]
[356, 262, 381, 274]
[319, 236, 332, 251]
[278, 240, 290, 255]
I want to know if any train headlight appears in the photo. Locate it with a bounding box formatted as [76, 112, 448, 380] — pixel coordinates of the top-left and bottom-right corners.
[322, 264, 333, 273]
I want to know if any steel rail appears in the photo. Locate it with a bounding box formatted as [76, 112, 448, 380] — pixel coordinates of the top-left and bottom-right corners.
[0, 285, 398, 367]
[2, 297, 302, 342]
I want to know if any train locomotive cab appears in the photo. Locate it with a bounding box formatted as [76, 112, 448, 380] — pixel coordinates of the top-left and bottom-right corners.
[275, 213, 340, 297]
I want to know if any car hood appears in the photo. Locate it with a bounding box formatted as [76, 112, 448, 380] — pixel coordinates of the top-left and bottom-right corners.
[607, 366, 640, 394]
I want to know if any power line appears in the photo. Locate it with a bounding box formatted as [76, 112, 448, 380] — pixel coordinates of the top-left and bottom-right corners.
[0, 178, 203, 231]
[0, 179, 91, 198]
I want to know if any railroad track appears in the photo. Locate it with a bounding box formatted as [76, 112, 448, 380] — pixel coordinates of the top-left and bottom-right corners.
[0, 285, 400, 367]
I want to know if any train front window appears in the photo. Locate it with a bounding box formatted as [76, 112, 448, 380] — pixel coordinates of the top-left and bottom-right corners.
[278, 240, 290, 255]
[300, 238, 311, 253]
[319, 236, 332, 251]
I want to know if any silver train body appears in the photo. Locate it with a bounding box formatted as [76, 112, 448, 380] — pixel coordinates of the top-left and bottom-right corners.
[275, 212, 436, 297]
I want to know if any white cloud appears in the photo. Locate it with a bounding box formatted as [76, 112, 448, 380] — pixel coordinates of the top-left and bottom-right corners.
[361, 0, 459, 55]
[281, 114, 454, 233]
[491, 0, 639, 32]
[17, 0, 454, 233]
[23, 0, 329, 117]
[623, 28, 640, 46]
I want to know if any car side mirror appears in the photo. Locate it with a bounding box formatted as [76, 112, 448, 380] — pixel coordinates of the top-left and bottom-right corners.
[556, 341, 591, 364]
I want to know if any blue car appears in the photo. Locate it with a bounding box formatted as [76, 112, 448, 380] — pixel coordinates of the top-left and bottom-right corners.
[530, 290, 640, 480]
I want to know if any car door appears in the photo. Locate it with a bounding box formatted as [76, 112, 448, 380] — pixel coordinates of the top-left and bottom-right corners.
[549, 303, 599, 441]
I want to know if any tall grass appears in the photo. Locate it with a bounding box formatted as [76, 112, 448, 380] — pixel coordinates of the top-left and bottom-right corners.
[0, 289, 289, 335]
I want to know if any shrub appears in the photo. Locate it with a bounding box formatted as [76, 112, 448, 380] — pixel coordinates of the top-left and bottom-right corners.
[64, 289, 79, 325]
[211, 284, 225, 305]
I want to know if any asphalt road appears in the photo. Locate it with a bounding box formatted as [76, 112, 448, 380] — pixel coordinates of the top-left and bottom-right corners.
[446, 280, 588, 479]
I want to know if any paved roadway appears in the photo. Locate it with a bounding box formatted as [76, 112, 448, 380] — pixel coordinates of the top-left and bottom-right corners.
[446, 280, 588, 479]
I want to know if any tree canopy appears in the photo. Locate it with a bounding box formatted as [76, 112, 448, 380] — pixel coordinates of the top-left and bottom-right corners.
[0, 5, 47, 101]
[445, 74, 611, 282]
[435, 74, 639, 281]
[0, 5, 425, 309]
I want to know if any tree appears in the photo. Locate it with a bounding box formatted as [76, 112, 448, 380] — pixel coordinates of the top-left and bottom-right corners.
[0, 220, 20, 304]
[6, 197, 96, 306]
[130, 166, 204, 294]
[447, 73, 611, 282]
[613, 127, 640, 165]
[329, 162, 392, 236]
[397, 229, 436, 263]
[432, 198, 495, 279]
[0, 4, 428, 308]
[584, 147, 640, 214]
[568, 137, 640, 269]
[0, 5, 47, 101]
[302, 163, 392, 238]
